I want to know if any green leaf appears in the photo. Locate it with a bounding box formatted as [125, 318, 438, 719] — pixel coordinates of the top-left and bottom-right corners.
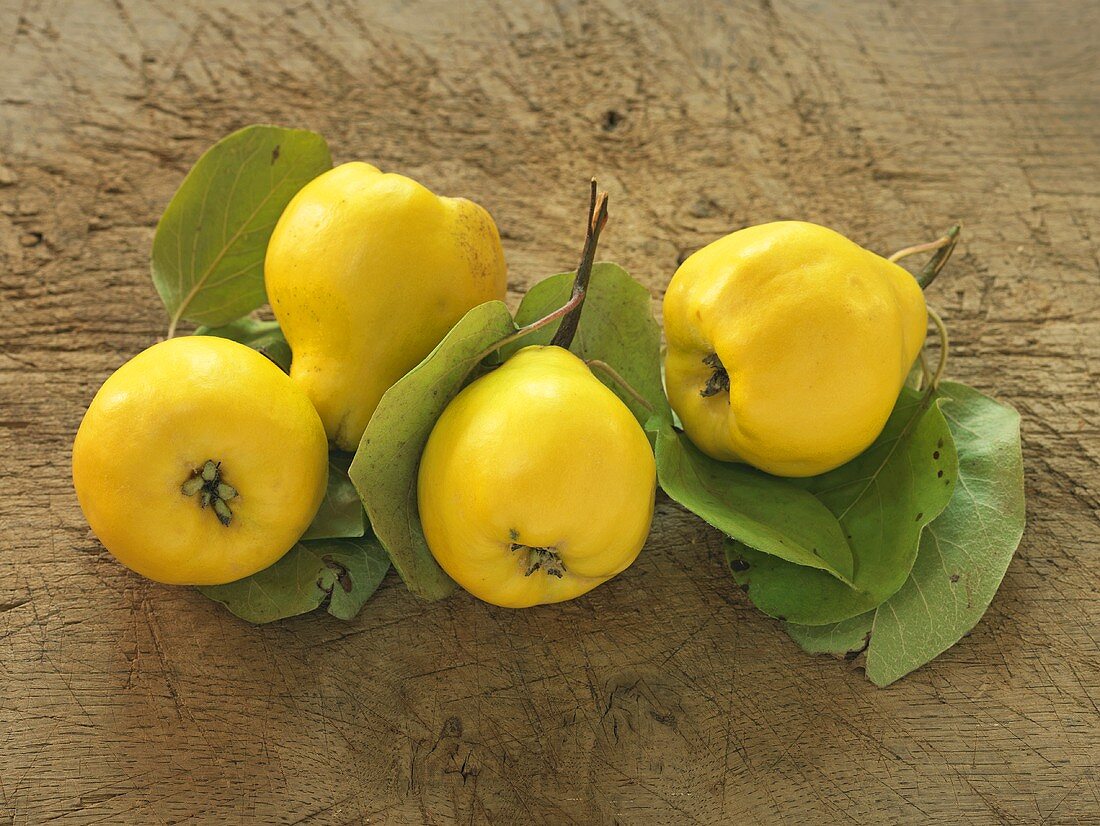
[504, 263, 672, 427]
[656, 422, 854, 583]
[729, 387, 958, 624]
[864, 382, 1025, 685]
[198, 535, 390, 624]
[153, 125, 332, 333]
[786, 612, 874, 655]
[350, 301, 517, 600]
[195, 316, 292, 373]
[783, 384, 1025, 686]
[302, 452, 367, 541]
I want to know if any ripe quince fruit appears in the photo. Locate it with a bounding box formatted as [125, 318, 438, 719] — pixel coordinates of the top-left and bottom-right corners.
[417, 346, 656, 607]
[72, 336, 329, 585]
[265, 162, 507, 450]
[663, 221, 927, 477]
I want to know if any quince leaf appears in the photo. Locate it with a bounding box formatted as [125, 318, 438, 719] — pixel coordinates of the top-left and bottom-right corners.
[302, 451, 367, 541]
[195, 316, 292, 373]
[198, 535, 389, 624]
[504, 262, 672, 428]
[785, 382, 1025, 685]
[655, 422, 855, 583]
[153, 125, 331, 334]
[785, 612, 874, 656]
[350, 301, 517, 600]
[729, 387, 958, 625]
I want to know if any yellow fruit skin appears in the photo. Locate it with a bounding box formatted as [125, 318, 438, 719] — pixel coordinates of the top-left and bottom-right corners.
[663, 221, 927, 477]
[71, 337, 329, 585]
[265, 162, 508, 451]
[417, 346, 656, 608]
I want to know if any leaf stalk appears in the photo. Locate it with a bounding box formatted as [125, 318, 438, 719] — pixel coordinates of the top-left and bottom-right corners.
[585, 359, 655, 413]
[888, 225, 961, 289]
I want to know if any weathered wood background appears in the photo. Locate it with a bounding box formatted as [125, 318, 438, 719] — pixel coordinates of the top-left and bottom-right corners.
[2, 0, 1097, 823]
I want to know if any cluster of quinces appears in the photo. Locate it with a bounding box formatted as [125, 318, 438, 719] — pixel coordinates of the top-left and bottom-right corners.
[71, 127, 1024, 686]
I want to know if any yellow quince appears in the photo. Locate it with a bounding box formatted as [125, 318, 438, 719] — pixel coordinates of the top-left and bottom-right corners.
[72, 336, 329, 585]
[417, 346, 656, 608]
[663, 221, 927, 477]
[265, 162, 507, 450]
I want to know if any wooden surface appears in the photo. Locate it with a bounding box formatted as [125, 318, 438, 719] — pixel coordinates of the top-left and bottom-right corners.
[2, 1, 1098, 823]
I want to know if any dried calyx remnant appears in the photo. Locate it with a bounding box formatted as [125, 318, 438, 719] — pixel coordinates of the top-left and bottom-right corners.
[510, 534, 566, 578]
[181, 460, 238, 526]
[700, 352, 730, 397]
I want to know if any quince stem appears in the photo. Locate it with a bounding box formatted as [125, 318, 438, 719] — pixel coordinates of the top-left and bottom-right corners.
[888, 225, 961, 289]
[473, 180, 610, 366]
[549, 179, 610, 350]
[476, 282, 586, 364]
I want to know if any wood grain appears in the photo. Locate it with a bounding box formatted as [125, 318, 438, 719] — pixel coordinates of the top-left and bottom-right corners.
[1, 1, 1097, 823]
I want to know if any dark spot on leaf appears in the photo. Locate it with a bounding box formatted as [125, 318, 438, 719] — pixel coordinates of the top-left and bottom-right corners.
[739, 583, 750, 593]
[602, 109, 623, 131]
[915, 512, 924, 521]
[933, 450, 940, 459]
[271, 144, 280, 164]
[730, 558, 750, 572]
[950, 573, 960, 583]
[937, 470, 944, 478]
[324, 558, 353, 592]
[937, 438, 944, 449]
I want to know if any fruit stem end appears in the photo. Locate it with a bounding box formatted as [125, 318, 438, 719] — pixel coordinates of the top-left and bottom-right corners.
[550, 179, 609, 350]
